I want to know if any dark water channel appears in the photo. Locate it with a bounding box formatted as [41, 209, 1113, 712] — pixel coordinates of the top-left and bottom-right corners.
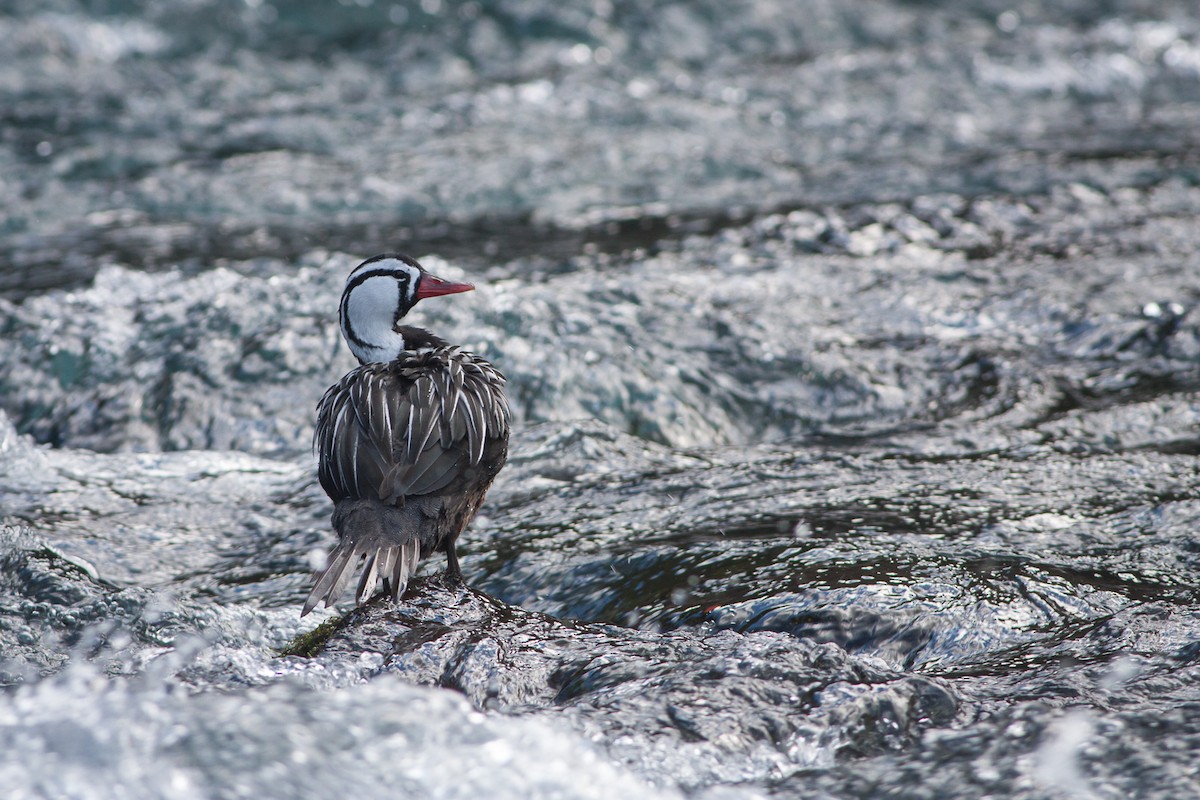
[1, 2, 1199, 798]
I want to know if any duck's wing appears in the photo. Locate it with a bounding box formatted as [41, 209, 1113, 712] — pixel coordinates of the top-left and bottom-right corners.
[314, 351, 510, 505]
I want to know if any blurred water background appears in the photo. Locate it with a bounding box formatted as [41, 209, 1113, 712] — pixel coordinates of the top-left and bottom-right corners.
[1, 1, 1200, 798]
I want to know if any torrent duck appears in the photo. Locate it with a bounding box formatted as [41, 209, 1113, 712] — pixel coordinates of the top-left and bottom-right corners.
[303, 253, 509, 615]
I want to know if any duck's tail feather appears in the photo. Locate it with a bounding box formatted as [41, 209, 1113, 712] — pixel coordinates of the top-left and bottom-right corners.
[301, 498, 430, 616]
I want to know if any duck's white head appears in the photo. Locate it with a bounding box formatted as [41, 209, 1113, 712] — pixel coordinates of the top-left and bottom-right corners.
[338, 253, 474, 364]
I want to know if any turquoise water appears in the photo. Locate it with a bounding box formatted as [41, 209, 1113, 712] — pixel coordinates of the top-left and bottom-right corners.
[2, 2, 1200, 798]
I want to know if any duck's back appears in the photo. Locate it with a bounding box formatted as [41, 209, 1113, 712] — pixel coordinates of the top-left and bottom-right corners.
[305, 345, 509, 614]
[316, 347, 509, 505]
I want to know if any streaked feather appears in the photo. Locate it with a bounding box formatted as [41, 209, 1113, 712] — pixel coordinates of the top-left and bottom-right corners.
[308, 345, 510, 614]
[356, 552, 379, 606]
[302, 540, 357, 615]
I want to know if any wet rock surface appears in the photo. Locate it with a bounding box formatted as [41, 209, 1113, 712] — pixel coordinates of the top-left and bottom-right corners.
[2, 1, 1200, 798]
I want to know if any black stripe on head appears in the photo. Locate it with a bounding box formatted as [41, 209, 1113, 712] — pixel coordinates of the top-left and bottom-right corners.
[339, 253, 425, 336]
[339, 298, 372, 353]
[358, 252, 422, 272]
[344, 254, 424, 296]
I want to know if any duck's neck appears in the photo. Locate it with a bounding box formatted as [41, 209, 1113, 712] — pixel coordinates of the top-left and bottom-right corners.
[342, 324, 452, 365]
[345, 329, 406, 364]
[395, 326, 450, 355]
[340, 279, 408, 364]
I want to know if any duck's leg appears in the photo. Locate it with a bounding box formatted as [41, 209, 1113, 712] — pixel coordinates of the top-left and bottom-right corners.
[444, 538, 464, 585]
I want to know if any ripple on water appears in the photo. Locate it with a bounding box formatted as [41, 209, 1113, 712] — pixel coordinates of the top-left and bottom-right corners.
[2, 2, 1200, 797]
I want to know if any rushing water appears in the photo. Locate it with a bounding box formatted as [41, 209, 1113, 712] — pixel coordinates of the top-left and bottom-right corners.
[2, 1, 1200, 798]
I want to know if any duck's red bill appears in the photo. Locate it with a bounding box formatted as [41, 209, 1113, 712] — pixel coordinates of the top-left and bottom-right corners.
[416, 274, 475, 299]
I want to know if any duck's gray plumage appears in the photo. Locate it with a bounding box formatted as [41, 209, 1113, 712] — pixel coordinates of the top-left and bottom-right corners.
[304, 347, 509, 615]
[316, 346, 507, 500]
[303, 254, 510, 616]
